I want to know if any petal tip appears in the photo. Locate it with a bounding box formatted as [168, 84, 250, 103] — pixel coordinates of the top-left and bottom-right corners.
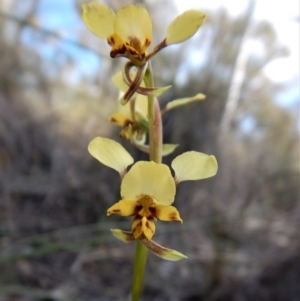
[141, 238, 188, 261]
[88, 137, 134, 174]
[172, 151, 218, 182]
[110, 229, 135, 243]
[166, 9, 207, 45]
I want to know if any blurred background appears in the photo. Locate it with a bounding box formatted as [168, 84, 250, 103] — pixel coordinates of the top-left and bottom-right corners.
[0, 0, 299, 300]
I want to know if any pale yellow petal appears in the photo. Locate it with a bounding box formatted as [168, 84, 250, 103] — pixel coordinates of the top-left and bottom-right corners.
[172, 151, 218, 183]
[112, 71, 130, 92]
[135, 94, 148, 118]
[82, 2, 115, 39]
[107, 200, 137, 216]
[165, 93, 206, 111]
[88, 137, 134, 174]
[117, 93, 134, 118]
[115, 5, 152, 50]
[109, 112, 131, 126]
[110, 229, 135, 243]
[132, 216, 155, 240]
[166, 10, 207, 45]
[121, 161, 176, 205]
[154, 205, 182, 223]
[109, 94, 147, 125]
[141, 238, 188, 261]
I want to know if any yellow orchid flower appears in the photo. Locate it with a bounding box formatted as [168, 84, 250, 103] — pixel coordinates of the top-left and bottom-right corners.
[108, 92, 148, 141]
[82, 3, 152, 65]
[107, 160, 181, 240]
[88, 137, 218, 240]
[82, 2, 207, 65]
[111, 72, 206, 149]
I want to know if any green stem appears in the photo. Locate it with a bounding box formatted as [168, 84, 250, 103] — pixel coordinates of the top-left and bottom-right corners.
[131, 61, 163, 301]
[144, 62, 162, 163]
[131, 241, 149, 301]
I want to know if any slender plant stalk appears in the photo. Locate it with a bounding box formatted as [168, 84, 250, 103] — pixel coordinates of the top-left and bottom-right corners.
[131, 240, 149, 301]
[144, 62, 162, 163]
[131, 62, 163, 301]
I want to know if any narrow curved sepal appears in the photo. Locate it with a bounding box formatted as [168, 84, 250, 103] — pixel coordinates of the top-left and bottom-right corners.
[120, 63, 147, 105]
[161, 144, 180, 156]
[165, 93, 206, 112]
[136, 85, 172, 97]
[141, 238, 187, 261]
[110, 230, 187, 261]
[172, 151, 218, 183]
[113, 69, 172, 98]
[88, 137, 134, 175]
[129, 132, 179, 157]
[166, 10, 207, 45]
[110, 229, 135, 243]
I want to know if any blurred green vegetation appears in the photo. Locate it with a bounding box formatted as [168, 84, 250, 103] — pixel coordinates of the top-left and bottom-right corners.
[0, 0, 299, 300]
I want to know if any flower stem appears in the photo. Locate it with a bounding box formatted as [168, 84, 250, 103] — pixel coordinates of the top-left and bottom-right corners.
[131, 61, 163, 301]
[131, 240, 149, 301]
[144, 62, 162, 163]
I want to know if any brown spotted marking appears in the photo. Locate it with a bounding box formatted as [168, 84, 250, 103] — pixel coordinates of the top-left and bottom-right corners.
[123, 119, 134, 127]
[108, 36, 115, 45]
[129, 48, 137, 55]
[149, 206, 157, 216]
[169, 212, 179, 221]
[144, 38, 151, 47]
